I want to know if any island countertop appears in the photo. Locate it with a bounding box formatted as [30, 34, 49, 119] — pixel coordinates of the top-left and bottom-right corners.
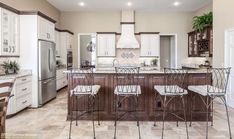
[66, 70, 211, 121]
[64, 68, 208, 74]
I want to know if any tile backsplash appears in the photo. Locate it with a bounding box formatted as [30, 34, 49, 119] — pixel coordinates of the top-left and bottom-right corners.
[97, 49, 159, 67]
[0, 58, 19, 75]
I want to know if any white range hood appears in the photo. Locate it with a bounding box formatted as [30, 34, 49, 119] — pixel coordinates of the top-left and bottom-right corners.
[117, 11, 139, 49]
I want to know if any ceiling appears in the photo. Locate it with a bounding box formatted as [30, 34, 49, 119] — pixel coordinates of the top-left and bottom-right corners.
[47, 0, 212, 12]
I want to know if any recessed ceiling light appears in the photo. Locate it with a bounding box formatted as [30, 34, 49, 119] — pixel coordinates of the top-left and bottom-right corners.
[126, 2, 132, 7]
[79, 2, 85, 7]
[173, 1, 181, 6]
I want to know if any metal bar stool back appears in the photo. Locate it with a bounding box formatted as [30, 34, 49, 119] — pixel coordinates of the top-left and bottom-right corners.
[114, 66, 141, 139]
[154, 68, 189, 139]
[163, 68, 187, 94]
[115, 67, 140, 96]
[188, 68, 232, 139]
[68, 68, 100, 139]
[0, 81, 14, 137]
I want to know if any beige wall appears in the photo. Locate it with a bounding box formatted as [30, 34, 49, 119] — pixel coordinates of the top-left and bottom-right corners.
[0, 0, 60, 27]
[60, 11, 193, 67]
[213, 0, 234, 67]
[193, 2, 213, 17]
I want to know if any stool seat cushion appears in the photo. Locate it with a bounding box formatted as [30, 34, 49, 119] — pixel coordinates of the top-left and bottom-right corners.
[71, 85, 101, 95]
[188, 85, 225, 96]
[154, 85, 188, 96]
[114, 85, 141, 95]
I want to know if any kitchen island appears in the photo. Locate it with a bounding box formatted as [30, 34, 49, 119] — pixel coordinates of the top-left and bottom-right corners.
[66, 69, 211, 121]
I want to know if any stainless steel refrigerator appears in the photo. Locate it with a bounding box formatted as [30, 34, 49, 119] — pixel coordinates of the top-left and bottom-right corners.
[38, 40, 56, 106]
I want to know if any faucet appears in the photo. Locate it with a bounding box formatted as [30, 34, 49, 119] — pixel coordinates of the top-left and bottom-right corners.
[113, 59, 119, 67]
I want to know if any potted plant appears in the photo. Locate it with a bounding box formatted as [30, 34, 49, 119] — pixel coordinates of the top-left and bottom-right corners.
[151, 58, 158, 66]
[192, 12, 213, 32]
[9, 61, 19, 74]
[1, 61, 11, 74]
[1, 61, 19, 74]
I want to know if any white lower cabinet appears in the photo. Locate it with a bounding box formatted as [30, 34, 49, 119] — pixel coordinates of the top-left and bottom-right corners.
[7, 75, 32, 116]
[56, 69, 68, 91]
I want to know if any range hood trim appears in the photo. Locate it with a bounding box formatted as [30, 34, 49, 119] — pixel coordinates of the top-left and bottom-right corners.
[117, 11, 140, 49]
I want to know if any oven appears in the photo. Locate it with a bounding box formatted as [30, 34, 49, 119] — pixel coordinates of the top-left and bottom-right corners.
[67, 51, 73, 69]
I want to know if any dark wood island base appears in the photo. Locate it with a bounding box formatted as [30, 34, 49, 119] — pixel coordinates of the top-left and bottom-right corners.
[67, 72, 211, 121]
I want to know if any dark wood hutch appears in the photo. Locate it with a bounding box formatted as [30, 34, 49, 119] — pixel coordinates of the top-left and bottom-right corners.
[188, 26, 213, 57]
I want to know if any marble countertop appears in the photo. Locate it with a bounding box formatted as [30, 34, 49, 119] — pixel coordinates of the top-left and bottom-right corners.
[64, 68, 208, 74]
[0, 70, 32, 81]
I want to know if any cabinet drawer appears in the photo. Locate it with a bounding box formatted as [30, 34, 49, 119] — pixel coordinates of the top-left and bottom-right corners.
[60, 78, 68, 87]
[57, 77, 67, 90]
[16, 94, 31, 112]
[16, 82, 32, 98]
[16, 76, 32, 85]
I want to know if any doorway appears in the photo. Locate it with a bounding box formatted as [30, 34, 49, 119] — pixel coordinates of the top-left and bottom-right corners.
[160, 35, 177, 68]
[78, 33, 96, 68]
[225, 28, 234, 108]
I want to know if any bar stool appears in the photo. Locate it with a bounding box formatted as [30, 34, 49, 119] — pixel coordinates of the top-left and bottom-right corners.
[68, 68, 100, 139]
[188, 68, 232, 139]
[154, 68, 189, 139]
[0, 80, 14, 137]
[114, 66, 141, 139]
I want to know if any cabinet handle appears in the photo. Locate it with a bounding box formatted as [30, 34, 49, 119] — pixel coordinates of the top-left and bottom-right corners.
[22, 88, 27, 91]
[22, 78, 27, 81]
[12, 47, 15, 53]
[22, 100, 27, 104]
[9, 46, 12, 52]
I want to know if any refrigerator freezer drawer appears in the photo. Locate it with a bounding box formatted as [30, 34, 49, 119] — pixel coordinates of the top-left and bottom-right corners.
[38, 78, 56, 106]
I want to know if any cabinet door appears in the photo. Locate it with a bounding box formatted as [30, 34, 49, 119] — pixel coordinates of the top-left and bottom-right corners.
[38, 17, 47, 40]
[140, 35, 150, 56]
[1, 9, 11, 55]
[38, 17, 55, 42]
[68, 34, 73, 50]
[47, 22, 55, 42]
[10, 12, 19, 56]
[97, 34, 107, 56]
[149, 35, 160, 56]
[55, 31, 60, 56]
[106, 34, 116, 56]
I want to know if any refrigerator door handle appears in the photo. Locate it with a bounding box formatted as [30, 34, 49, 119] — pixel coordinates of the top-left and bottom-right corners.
[42, 78, 56, 84]
[48, 48, 51, 72]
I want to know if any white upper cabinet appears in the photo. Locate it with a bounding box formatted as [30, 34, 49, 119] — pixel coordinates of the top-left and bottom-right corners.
[55, 30, 60, 56]
[140, 34, 160, 57]
[60, 32, 73, 50]
[97, 34, 116, 57]
[0, 8, 19, 56]
[38, 17, 55, 42]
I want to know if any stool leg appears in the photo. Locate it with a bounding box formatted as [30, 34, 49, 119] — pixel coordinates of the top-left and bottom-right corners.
[211, 100, 214, 126]
[162, 96, 167, 139]
[98, 94, 100, 126]
[189, 93, 193, 127]
[114, 95, 118, 139]
[181, 96, 189, 139]
[222, 97, 232, 139]
[154, 92, 157, 127]
[135, 96, 141, 139]
[92, 96, 96, 139]
[69, 96, 73, 139]
[206, 96, 209, 139]
[76, 96, 78, 126]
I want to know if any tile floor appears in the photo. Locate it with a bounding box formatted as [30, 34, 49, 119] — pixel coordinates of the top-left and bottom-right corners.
[5, 88, 234, 139]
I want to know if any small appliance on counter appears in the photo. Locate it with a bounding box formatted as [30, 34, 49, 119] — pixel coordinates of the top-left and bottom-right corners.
[81, 60, 95, 69]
